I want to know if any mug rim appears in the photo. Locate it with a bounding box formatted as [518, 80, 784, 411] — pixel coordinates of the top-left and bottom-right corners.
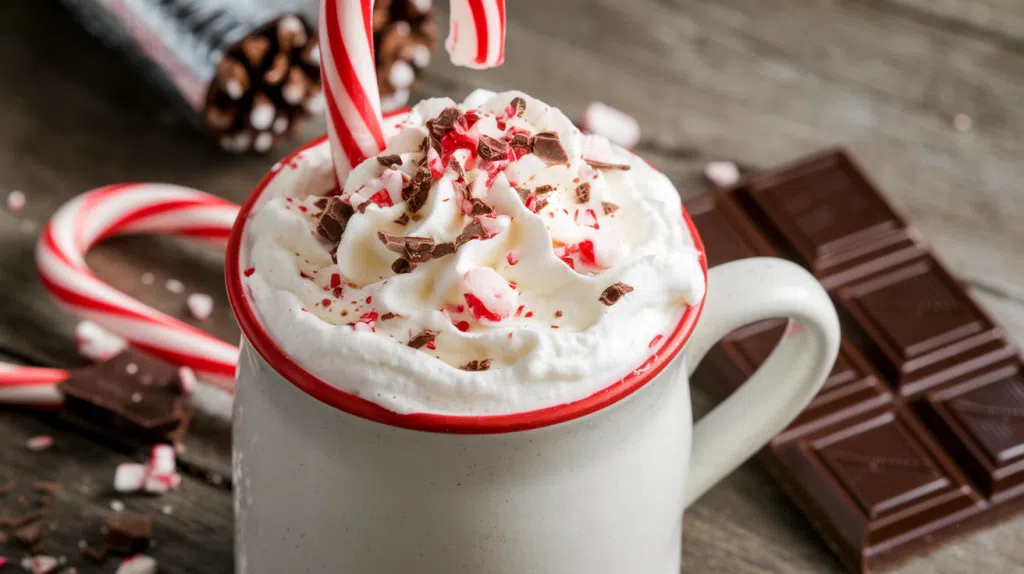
[225, 114, 708, 435]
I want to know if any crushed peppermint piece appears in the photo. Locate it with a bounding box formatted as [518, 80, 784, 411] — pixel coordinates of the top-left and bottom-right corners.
[185, 293, 214, 320]
[6, 190, 26, 211]
[114, 464, 147, 493]
[506, 251, 520, 266]
[26, 435, 53, 452]
[532, 132, 568, 164]
[477, 135, 509, 161]
[601, 201, 620, 215]
[164, 279, 184, 294]
[376, 154, 403, 168]
[463, 267, 518, 321]
[316, 197, 354, 243]
[703, 161, 740, 187]
[115, 554, 157, 574]
[460, 359, 491, 371]
[581, 102, 641, 149]
[599, 282, 634, 306]
[575, 182, 591, 204]
[407, 330, 438, 349]
[25, 555, 60, 574]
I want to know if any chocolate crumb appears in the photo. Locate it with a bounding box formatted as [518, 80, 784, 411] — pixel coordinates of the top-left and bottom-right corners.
[575, 182, 591, 204]
[102, 513, 152, 555]
[376, 154, 403, 168]
[392, 258, 415, 274]
[459, 359, 491, 371]
[585, 159, 631, 171]
[534, 196, 550, 213]
[455, 219, 487, 247]
[599, 282, 634, 306]
[509, 133, 532, 151]
[408, 330, 438, 349]
[380, 312, 397, 321]
[13, 516, 48, 547]
[314, 198, 329, 210]
[32, 482, 63, 496]
[477, 135, 509, 162]
[532, 132, 568, 164]
[316, 197, 354, 243]
[82, 545, 107, 563]
[431, 242, 456, 259]
[509, 97, 526, 117]
[393, 212, 410, 225]
[601, 201, 620, 215]
[534, 185, 554, 196]
[516, 187, 531, 203]
[377, 232, 435, 263]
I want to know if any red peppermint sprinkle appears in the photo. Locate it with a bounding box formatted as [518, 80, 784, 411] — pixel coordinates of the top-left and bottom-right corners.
[426, 341, 437, 350]
[507, 251, 520, 265]
[333, 287, 344, 298]
[440, 129, 477, 167]
[507, 332, 513, 339]
[559, 254, 575, 269]
[244, 267, 255, 277]
[649, 335, 664, 349]
[360, 311, 379, 322]
[484, 159, 510, 186]
[464, 293, 503, 322]
[455, 320, 471, 332]
[525, 311, 534, 318]
[365, 296, 373, 304]
[515, 304, 524, 317]
[322, 299, 331, 307]
[330, 273, 341, 288]
[299, 271, 313, 280]
[428, 148, 445, 179]
[368, 189, 394, 208]
[298, 205, 308, 213]
[578, 240, 597, 266]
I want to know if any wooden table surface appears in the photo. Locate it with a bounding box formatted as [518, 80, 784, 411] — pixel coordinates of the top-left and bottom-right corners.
[2, 1, 1023, 572]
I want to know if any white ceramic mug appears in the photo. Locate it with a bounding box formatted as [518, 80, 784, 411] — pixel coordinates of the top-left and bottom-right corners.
[227, 137, 842, 574]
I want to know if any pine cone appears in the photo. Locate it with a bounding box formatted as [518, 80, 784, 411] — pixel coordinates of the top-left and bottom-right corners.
[373, 0, 440, 111]
[205, 14, 322, 154]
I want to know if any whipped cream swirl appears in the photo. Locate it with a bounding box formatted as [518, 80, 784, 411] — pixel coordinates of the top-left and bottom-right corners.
[243, 90, 704, 416]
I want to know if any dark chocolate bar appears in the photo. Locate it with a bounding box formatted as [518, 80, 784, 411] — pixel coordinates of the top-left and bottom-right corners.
[687, 149, 1023, 573]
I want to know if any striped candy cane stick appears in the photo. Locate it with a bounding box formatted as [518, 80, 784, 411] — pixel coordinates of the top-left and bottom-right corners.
[36, 183, 241, 392]
[0, 362, 67, 407]
[318, 0, 506, 185]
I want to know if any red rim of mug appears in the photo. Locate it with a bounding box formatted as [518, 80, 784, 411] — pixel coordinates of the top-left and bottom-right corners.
[225, 111, 708, 434]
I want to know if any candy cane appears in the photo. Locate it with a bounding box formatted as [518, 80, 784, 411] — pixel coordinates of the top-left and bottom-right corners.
[318, 0, 506, 184]
[0, 362, 67, 407]
[35, 183, 240, 392]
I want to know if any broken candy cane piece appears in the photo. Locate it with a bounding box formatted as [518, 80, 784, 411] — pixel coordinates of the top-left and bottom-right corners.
[24, 555, 60, 574]
[116, 554, 158, 574]
[148, 444, 176, 476]
[582, 102, 641, 149]
[462, 267, 518, 322]
[26, 435, 53, 452]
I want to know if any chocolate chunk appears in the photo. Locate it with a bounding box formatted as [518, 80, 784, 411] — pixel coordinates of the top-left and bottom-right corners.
[585, 159, 631, 171]
[455, 219, 487, 247]
[459, 359, 491, 371]
[376, 154, 403, 168]
[31, 482, 62, 495]
[58, 349, 193, 446]
[516, 187, 531, 203]
[393, 212, 410, 225]
[534, 185, 554, 196]
[406, 189, 428, 213]
[391, 258, 415, 274]
[380, 312, 397, 321]
[477, 135, 509, 162]
[377, 232, 436, 263]
[102, 513, 152, 555]
[408, 330, 438, 349]
[428, 107, 461, 139]
[599, 282, 634, 306]
[575, 182, 591, 204]
[314, 197, 329, 210]
[316, 197, 354, 244]
[0, 510, 45, 529]
[402, 163, 433, 213]
[82, 545, 108, 563]
[509, 97, 526, 117]
[534, 196, 550, 213]
[509, 133, 532, 151]
[469, 198, 493, 216]
[13, 516, 48, 547]
[601, 201, 619, 215]
[431, 242, 456, 259]
[532, 132, 568, 164]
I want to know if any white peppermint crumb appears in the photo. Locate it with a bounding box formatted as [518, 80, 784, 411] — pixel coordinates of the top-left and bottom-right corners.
[165, 279, 185, 294]
[6, 189, 25, 211]
[58, 556, 66, 564]
[110, 500, 125, 512]
[50, 522, 58, 531]
[26, 435, 53, 451]
[186, 293, 214, 320]
[141, 272, 155, 285]
[411, 0, 432, 11]
[161, 505, 173, 515]
[125, 362, 138, 375]
[130, 392, 143, 403]
[953, 113, 972, 132]
[704, 161, 741, 187]
[78, 540, 87, 549]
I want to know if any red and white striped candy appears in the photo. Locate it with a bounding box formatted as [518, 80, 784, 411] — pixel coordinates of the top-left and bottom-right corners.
[318, 0, 505, 184]
[36, 183, 240, 392]
[0, 362, 66, 407]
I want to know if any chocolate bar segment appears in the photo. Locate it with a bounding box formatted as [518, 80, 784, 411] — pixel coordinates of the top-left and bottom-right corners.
[685, 148, 1023, 573]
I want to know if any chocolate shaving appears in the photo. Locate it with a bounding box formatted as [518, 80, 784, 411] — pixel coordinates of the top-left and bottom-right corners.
[393, 212, 410, 225]
[377, 231, 435, 263]
[13, 516, 48, 547]
[509, 96, 526, 117]
[316, 197, 354, 243]
[601, 201, 620, 215]
[509, 133, 532, 151]
[32, 482, 62, 495]
[103, 513, 152, 555]
[377, 154, 403, 168]
[585, 159, 631, 171]
[575, 182, 591, 204]
[455, 219, 487, 247]
[532, 132, 568, 164]
[431, 242, 456, 259]
[428, 107, 461, 139]
[477, 135, 509, 162]
[516, 187, 531, 203]
[599, 282, 634, 306]
[403, 163, 433, 213]
[392, 258, 415, 274]
[407, 330, 438, 349]
[534, 184, 554, 196]
[459, 359, 491, 371]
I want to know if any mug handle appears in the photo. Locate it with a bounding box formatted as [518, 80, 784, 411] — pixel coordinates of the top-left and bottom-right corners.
[682, 257, 841, 508]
